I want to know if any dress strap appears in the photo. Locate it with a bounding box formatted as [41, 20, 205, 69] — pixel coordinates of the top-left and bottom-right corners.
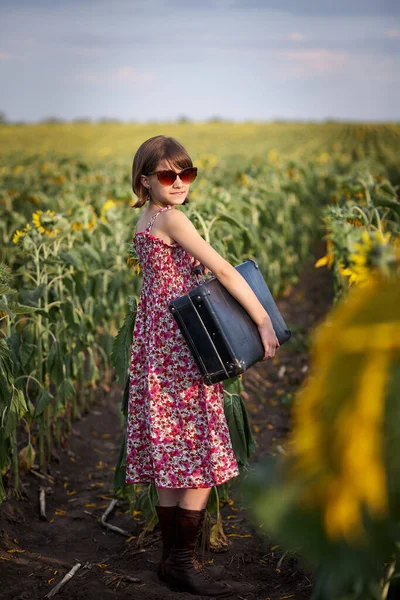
[145, 205, 172, 234]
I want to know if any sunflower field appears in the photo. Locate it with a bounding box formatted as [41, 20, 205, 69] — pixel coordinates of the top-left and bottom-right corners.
[1, 121, 400, 598]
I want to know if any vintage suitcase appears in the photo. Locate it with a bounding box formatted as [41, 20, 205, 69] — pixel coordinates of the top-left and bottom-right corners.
[168, 259, 291, 385]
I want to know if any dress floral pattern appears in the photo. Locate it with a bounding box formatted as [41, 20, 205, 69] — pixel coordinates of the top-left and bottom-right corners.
[125, 204, 240, 488]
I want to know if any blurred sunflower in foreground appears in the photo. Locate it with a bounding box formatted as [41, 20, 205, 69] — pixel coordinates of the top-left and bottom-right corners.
[243, 270, 400, 597]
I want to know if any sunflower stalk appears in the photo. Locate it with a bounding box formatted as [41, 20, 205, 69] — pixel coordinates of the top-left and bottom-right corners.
[34, 247, 46, 471]
[43, 281, 53, 464]
[55, 416, 61, 447]
[79, 352, 87, 414]
[10, 431, 21, 496]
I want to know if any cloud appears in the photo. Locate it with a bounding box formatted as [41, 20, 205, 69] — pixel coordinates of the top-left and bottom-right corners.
[385, 28, 400, 39]
[76, 66, 155, 84]
[273, 48, 349, 77]
[0, 52, 13, 60]
[287, 33, 306, 41]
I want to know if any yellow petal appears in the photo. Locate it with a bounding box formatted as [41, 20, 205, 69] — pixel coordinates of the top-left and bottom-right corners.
[315, 256, 328, 268]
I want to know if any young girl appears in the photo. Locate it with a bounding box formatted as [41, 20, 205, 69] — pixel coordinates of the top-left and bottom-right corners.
[126, 135, 279, 597]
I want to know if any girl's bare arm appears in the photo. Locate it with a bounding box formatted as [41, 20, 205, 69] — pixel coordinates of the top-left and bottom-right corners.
[162, 209, 275, 330]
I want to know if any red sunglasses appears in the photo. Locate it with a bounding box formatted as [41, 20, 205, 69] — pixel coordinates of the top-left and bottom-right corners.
[147, 166, 198, 186]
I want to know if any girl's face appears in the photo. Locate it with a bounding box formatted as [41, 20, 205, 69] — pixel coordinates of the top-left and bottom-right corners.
[141, 159, 191, 208]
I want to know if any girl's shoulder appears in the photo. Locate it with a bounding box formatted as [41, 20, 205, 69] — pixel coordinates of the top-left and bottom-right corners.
[160, 206, 191, 226]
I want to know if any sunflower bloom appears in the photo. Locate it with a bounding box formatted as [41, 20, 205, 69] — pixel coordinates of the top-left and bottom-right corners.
[12, 229, 26, 244]
[287, 274, 396, 545]
[100, 199, 118, 223]
[340, 229, 395, 286]
[12, 223, 32, 244]
[71, 207, 97, 231]
[268, 149, 279, 165]
[32, 209, 61, 237]
[347, 218, 363, 228]
[127, 255, 141, 275]
[315, 238, 335, 268]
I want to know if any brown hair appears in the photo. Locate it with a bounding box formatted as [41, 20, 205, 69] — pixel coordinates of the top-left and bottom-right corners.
[131, 135, 193, 208]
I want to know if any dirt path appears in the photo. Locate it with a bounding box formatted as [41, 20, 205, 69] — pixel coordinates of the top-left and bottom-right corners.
[0, 238, 334, 600]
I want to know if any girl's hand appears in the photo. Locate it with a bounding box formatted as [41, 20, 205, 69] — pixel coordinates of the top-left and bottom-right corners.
[190, 256, 211, 276]
[257, 319, 280, 360]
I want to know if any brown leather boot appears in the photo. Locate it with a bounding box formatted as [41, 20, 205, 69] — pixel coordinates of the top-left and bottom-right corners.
[155, 503, 226, 582]
[163, 505, 234, 597]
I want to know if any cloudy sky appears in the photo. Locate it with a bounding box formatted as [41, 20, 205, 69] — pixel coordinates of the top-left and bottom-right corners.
[0, 0, 399, 122]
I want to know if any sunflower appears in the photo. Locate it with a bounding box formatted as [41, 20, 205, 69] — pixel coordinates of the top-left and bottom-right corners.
[318, 152, 330, 165]
[100, 199, 118, 223]
[314, 238, 335, 268]
[127, 254, 141, 275]
[71, 206, 97, 231]
[127, 246, 141, 275]
[268, 149, 279, 165]
[197, 154, 217, 169]
[288, 277, 395, 544]
[347, 218, 363, 228]
[12, 224, 32, 244]
[340, 229, 394, 286]
[239, 173, 250, 186]
[32, 210, 61, 237]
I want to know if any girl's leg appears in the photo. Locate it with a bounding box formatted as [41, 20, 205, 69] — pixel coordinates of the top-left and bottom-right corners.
[157, 486, 212, 510]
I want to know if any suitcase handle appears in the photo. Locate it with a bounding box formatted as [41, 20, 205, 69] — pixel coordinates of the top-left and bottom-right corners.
[194, 263, 213, 285]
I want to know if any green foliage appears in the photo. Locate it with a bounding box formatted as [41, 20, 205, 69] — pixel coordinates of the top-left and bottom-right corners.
[110, 297, 137, 387]
[223, 389, 257, 468]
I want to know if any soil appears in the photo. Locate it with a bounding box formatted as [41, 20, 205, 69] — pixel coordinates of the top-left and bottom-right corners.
[0, 237, 334, 600]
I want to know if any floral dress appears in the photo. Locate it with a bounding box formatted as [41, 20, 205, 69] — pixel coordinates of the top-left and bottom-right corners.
[125, 204, 240, 488]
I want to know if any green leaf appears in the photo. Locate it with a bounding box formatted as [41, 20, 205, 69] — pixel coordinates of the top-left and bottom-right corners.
[113, 429, 127, 494]
[47, 341, 64, 385]
[8, 301, 41, 315]
[0, 283, 17, 296]
[59, 250, 84, 269]
[19, 342, 36, 370]
[81, 243, 102, 265]
[111, 301, 137, 386]
[62, 300, 81, 333]
[19, 284, 46, 308]
[213, 213, 248, 231]
[0, 340, 14, 408]
[57, 378, 76, 406]
[136, 482, 159, 527]
[4, 387, 28, 436]
[0, 263, 13, 285]
[223, 392, 256, 467]
[34, 388, 54, 418]
[7, 332, 22, 374]
[121, 375, 130, 417]
[223, 376, 244, 395]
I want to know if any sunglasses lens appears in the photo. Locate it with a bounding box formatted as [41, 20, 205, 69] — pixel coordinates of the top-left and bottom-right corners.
[158, 171, 176, 186]
[180, 167, 197, 184]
